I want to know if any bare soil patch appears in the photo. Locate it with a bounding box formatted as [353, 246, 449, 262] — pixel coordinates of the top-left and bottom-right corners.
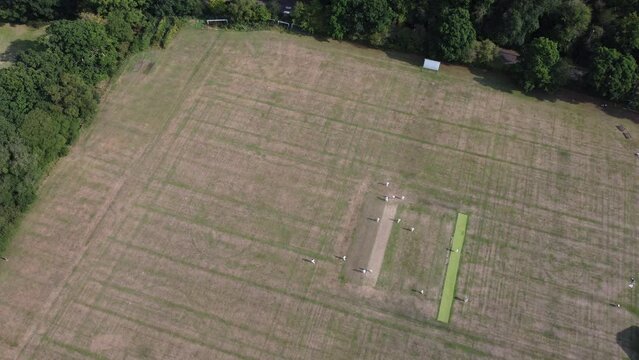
[344, 192, 398, 286]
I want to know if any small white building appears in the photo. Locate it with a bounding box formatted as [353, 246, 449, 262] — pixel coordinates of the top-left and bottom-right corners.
[423, 59, 441, 71]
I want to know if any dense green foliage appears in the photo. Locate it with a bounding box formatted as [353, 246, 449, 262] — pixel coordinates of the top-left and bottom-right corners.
[429, 7, 475, 62]
[517, 37, 563, 92]
[484, 0, 555, 47]
[0, 0, 76, 22]
[46, 20, 119, 84]
[226, 0, 270, 24]
[291, 0, 327, 35]
[146, 0, 203, 17]
[611, 12, 639, 54]
[589, 47, 638, 100]
[0, 116, 39, 241]
[85, 0, 149, 16]
[329, 0, 393, 45]
[467, 39, 499, 65]
[540, 0, 591, 51]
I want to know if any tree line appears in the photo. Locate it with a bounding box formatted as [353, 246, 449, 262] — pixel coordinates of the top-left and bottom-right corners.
[0, 1, 188, 253]
[0, 0, 637, 252]
[3, 1, 638, 100]
[289, 0, 639, 105]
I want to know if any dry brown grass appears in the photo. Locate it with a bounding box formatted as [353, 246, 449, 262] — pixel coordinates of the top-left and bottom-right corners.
[0, 27, 637, 359]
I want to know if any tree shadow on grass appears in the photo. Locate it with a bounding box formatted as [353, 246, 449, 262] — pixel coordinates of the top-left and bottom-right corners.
[292, 33, 639, 123]
[286, 26, 330, 43]
[0, 39, 40, 63]
[469, 66, 639, 124]
[382, 46, 639, 123]
[617, 326, 639, 360]
[536, 87, 639, 124]
[382, 49, 424, 67]
[469, 66, 519, 94]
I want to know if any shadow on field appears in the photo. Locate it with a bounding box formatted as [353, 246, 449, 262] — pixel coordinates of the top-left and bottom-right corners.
[287, 26, 329, 43]
[595, 101, 639, 124]
[469, 67, 518, 94]
[295, 30, 639, 123]
[311, 34, 330, 43]
[383, 49, 424, 67]
[617, 326, 639, 360]
[0, 39, 40, 62]
[468, 67, 639, 123]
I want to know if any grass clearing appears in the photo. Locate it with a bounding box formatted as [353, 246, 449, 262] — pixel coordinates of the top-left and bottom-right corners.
[0, 28, 636, 359]
[437, 212, 469, 323]
[0, 24, 45, 68]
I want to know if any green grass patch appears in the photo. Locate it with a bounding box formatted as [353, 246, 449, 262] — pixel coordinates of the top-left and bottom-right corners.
[43, 336, 108, 360]
[625, 303, 639, 318]
[437, 212, 469, 323]
[444, 340, 489, 357]
[0, 24, 45, 68]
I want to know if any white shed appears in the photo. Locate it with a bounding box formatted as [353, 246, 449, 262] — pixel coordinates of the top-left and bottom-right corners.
[423, 59, 441, 71]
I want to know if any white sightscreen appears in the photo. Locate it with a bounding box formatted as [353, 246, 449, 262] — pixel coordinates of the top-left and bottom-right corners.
[423, 59, 441, 71]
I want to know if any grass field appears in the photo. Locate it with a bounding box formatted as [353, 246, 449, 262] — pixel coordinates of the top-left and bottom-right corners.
[437, 213, 469, 323]
[0, 26, 637, 359]
[0, 24, 45, 68]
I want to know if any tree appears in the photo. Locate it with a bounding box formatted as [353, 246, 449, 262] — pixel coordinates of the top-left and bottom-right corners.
[0, 0, 74, 22]
[44, 73, 98, 122]
[45, 19, 119, 84]
[105, 9, 147, 56]
[429, 7, 476, 62]
[485, 0, 557, 47]
[541, 0, 591, 51]
[18, 47, 70, 81]
[292, 0, 329, 35]
[226, 0, 271, 24]
[106, 10, 138, 44]
[0, 120, 13, 175]
[388, 25, 427, 53]
[266, 0, 280, 19]
[0, 66, 43, 124]
[589, 46, 638, 100]
[517, 37, 562, 92]
[466, 39, 498, 65]
[18, 108, 67, 165]
[471, 0, 495, 26]
[83, 0, 149, 15]
[0, 116, 39, 215]
[208, 0, 227, 15]
[429, 0, 470, 10]
[572, 25, 604, 65]
[585, 26, 604, 52]
[17, 48, 98, 125]
[389, 0, 411, 25]
[612, 12, 639, 54]
[106, 10, 135, 52]
[328, 0, 347, 40]
[146, 0, 204, 17]
[607, 0, 639, 13]
[329, 0, 393, 44]
[628, 84, 639, 110]
[403, 0, 429, 26]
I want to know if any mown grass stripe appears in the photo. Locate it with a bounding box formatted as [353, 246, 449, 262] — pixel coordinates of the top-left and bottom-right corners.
[43, 336, 108, 360]
[437, 212, 468, 323]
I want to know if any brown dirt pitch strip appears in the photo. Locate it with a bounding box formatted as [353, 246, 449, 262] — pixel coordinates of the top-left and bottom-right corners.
[0, 26, 638, 359]
[343, 191, 397, 287]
